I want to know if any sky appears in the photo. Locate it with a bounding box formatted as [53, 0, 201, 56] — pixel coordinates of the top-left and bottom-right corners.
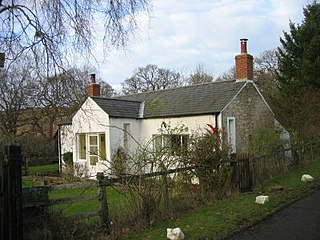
[91, 0, 307, 90]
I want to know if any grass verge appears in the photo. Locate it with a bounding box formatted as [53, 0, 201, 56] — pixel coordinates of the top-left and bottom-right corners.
[121, 159, 320, 240]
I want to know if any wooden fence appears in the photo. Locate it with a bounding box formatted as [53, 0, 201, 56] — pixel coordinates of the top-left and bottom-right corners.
[233, 140, 320, 191]
[2, 140, 319, 239]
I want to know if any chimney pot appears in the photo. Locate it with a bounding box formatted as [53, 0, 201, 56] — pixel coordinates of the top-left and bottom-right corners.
[240, 38, 248, 54]
[90, 73, 96, 84]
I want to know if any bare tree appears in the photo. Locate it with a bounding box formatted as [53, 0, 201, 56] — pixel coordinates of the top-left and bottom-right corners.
[31, 67, 114, 139]
[100, 80, 116, 97]
[121, 64, 183, 94]
[188, 64, 214, 85]
[254, 49, 279, 97]
[0, 57, 35, 136]
[0, 0, 151, 71]
[216, 66, 236, 81]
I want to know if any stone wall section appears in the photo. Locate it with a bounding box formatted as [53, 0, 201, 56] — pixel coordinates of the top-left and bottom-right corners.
[222, 82, 274, 153]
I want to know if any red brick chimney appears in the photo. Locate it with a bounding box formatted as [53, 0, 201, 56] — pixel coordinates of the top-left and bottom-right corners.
[235, 38, 253, 81]
[87, 74, 100, 97]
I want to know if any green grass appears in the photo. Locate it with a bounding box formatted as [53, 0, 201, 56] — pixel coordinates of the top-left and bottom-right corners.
[26, 163, 59, 175]
[22, 163, 59, 187]
[22, 177, 44, 187]
[50, 186, 130, 220]
[121, 159, 320, 240]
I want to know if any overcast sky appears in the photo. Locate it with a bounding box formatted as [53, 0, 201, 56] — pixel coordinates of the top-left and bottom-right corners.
[90, 0, 307, 90]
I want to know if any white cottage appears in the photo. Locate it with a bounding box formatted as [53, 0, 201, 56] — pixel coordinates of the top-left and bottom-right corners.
[58, 39, 278, 178]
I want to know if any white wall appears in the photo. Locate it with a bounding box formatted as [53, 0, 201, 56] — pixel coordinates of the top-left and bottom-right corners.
[139, 115, 217, 143]
[109, 114, 217, 154]
[72, 97, 111, 178]
[108, 114, 217, 174]
[109, 118, 142, 157]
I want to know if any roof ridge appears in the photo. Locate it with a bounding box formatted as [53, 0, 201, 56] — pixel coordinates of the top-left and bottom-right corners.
[91, 96, 142, 103]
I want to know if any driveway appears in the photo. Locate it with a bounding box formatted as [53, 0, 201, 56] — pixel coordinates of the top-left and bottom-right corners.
[227, 189, 320, 240]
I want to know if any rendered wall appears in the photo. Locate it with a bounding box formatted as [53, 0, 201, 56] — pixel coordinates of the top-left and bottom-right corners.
[72, 97, 111, 178]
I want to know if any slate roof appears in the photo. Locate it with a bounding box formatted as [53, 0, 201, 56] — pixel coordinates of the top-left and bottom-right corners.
[91, 97, 142, 118]
[113, 80, 246, 118]
[59, 80, 248, 123]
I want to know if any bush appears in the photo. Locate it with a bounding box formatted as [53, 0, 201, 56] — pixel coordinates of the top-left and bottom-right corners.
[249, 123, 285, 157]
[112, 147, 128, 176]
[189, 124, 230, 198]
[63, 152, 73, 165]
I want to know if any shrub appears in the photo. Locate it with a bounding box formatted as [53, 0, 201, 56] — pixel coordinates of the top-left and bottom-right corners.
[112, 147, 128, 176]
[63, 151, 73, 165]
[189, 124, 230, 198]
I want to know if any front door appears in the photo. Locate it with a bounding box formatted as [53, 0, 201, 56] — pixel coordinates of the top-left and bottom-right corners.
[227, 117, 236, 153]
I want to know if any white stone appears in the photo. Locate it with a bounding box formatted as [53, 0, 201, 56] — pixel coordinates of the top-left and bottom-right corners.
[167, 227, 185, 240]
[255, 195, 269, 204]
[301, 174, 314, 182]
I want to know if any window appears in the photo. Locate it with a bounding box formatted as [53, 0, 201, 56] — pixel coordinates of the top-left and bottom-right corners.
[77, 133, 106, 165]
[99, 134, 106, 160]
[227, 117, 236, 154]
[78, 134, 86, 160]
[153, 134, 189, 156]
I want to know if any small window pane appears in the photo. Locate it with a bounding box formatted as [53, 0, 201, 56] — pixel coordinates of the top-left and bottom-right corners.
[79, 134, 86, 159]
[90, 156, 98, 165]
[90, 136, 97, 145]
[99, 134, 106, 160]
[90, 146, 98, 155]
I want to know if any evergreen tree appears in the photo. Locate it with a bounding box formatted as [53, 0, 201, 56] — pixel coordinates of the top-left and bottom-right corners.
[275, 2, 320, 140]
[277, 1, 320, 91]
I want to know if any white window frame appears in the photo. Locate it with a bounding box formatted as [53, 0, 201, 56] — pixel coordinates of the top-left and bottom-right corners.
[77, 133, 87, 161]
[77, 133, 106, 165]
[227, 117, 236, 154]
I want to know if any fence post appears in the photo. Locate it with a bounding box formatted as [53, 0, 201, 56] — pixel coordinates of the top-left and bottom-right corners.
[2, 144, 23, 240]
[97, 173, 111, 234]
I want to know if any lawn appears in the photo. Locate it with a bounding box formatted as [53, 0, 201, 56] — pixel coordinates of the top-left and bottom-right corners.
[22, 163, 59, 187]
[49, 185, 130, 220]
[26, 163, 59, 175]
[121, 159, 320, 240]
